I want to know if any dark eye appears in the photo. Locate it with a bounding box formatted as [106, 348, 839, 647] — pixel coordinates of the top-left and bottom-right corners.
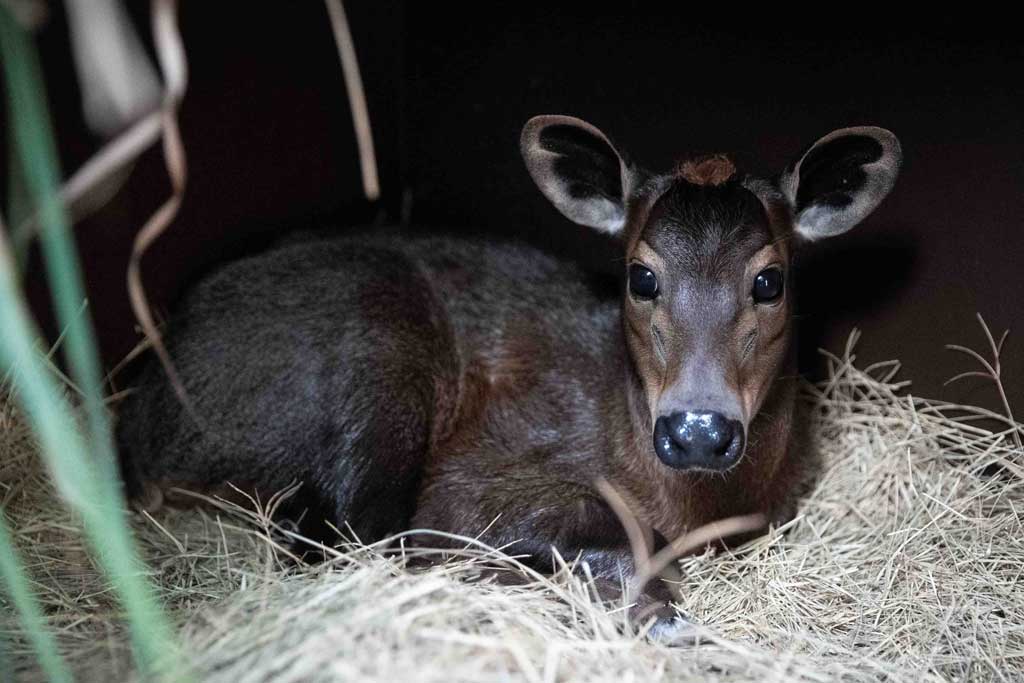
[752, 267, 784, 304]
[628, 264, 659, 300]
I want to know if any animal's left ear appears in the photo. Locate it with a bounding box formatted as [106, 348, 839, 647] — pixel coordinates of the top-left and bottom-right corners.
[779, 127, 902, 240]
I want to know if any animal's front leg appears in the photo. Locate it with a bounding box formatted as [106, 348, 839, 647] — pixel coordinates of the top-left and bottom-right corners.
[513, 537, 696, 644]
[420, 488, 695, 643]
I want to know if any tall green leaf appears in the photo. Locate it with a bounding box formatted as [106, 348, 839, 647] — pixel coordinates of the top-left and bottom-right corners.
[0, 7, 184, 679]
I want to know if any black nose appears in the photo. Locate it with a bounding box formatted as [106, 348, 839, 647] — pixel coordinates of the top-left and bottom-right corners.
[653, 410, 745, 471]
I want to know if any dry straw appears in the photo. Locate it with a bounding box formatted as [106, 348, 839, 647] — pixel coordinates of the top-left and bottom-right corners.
[2, 331, 1022, 682]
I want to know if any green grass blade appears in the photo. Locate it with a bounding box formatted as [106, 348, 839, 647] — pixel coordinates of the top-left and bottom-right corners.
[0, 631, 8, 678]
[6, 140, 31, 267]
[0, 0, 116, 487]
[0, 511, 72, 683]
[0, 232, 181, 679]
[0, 8, 184, 679]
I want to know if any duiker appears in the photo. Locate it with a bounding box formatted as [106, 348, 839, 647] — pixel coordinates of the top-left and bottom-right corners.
[118, 116, 901, 636]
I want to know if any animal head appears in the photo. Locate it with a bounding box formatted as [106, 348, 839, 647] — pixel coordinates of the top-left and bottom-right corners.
[521, 115, 901, 473]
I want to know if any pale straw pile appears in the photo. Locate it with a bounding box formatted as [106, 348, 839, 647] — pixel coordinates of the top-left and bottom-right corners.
[2, 332, 1022, 682]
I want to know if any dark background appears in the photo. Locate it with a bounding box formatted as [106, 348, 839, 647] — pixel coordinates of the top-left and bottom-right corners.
[9, 4, 1024, 411]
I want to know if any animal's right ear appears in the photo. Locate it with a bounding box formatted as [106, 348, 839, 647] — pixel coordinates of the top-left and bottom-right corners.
[520, 115, 634, 235]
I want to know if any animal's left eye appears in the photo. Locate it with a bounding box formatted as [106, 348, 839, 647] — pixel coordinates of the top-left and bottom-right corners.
[752, 267, 784, 304]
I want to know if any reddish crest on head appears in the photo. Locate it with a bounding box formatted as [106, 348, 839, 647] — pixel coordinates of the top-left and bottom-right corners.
[675, 154, 737, 187]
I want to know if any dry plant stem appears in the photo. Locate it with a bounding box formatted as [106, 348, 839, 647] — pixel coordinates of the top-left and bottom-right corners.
[637, 513, 766, 591]
[944, 313, 1022, 452]
[324, 0, 380, 201]
[593, 478, 654, 579]
[15, 0, 377, 419]
[13, 0, 161, 249]
[595, 477, 766, 605]
[13, 114, 162, 249]
[10, 0, 193, 414]
[125, 0, 196, 415]
[64, 0, 162, 136]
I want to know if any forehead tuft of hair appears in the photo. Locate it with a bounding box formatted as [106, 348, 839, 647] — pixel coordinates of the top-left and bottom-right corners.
[675, 154, 737, 187]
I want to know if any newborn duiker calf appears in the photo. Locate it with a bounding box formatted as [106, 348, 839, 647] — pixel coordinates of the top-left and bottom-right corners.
[118, 116, 900, 632]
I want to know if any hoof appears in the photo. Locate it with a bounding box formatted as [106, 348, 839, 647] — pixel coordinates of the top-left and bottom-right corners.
[645, 612, 699, 646]
[133, 481, 164, 513]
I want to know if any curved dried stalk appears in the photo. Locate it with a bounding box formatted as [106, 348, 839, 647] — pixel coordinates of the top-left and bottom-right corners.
[12, 113, 163, 249]
[595, 476, 765, 605]
[945, 313, 1022, 452]
[8, 0, 194, 414]
[124, 0, 196, 415]
[593, 478, 655, 576]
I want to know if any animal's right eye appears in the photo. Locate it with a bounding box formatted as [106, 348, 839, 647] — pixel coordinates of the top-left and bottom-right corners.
[628, 264, 659, 300]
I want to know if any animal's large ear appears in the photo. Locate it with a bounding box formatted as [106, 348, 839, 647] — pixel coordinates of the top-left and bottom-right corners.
[779, 127, 902, 240]
[520, 115, 636, 235]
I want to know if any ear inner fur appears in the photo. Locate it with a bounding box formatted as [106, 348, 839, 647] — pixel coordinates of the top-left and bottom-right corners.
[780, 126, 902, 240]
[520, 115, 632, 233]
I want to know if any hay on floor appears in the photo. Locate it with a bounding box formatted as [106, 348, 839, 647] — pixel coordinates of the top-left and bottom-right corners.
[2, 336, 1022, 682]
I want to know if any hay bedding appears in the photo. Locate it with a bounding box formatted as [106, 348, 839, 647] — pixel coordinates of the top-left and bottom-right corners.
[2, 337, 1023, 682]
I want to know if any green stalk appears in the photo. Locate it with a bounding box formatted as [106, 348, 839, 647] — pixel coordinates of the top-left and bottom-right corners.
[0, 630, 8, 679]
[0, 0, 116, 487]
[6, 139, 31, 266]
[0, 8, 183, 678]
[0, 511, 72, 683]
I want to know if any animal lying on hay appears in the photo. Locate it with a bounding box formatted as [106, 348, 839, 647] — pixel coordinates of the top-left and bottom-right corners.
[117, 115, 901, 637]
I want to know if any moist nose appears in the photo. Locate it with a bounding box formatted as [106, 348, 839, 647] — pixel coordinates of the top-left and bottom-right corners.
[653, 410, 745, 471]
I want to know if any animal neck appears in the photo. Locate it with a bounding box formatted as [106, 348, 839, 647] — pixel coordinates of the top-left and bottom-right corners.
[603, 314, 802, 539]
[599, 322, 684, 532]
